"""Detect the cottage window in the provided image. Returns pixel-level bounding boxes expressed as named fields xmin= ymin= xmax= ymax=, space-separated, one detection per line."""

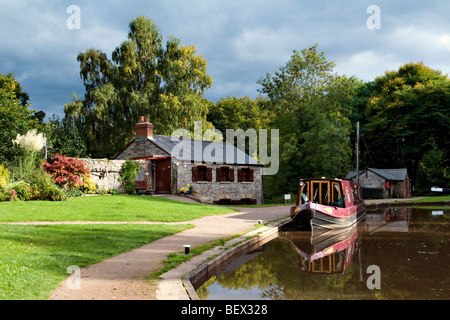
xmin=238 ymin=167 xmax=254 ymax=182
xmin=216 ymin=166 xmax=234 ymax=182
xmin=192 ymin=165 xmax=212 ymax=182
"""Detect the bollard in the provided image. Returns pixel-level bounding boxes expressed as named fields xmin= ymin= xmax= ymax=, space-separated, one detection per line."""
xmin=183 ymin=245 xmax=191 ymax=255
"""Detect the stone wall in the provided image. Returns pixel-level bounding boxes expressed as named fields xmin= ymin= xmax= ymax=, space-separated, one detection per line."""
xmin=80 ymin=159 xmax=146 ymax=193
xmin=176 ymin=161 xmax=263 ymax=204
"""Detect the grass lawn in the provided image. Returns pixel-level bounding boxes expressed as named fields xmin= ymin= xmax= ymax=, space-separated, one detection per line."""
xmin=407 ymin=195 xmax=450 ymax=202
xmin=0 ymin=195 xmax=236 ymax=300
xmin=0 ymin=194 xmax=236 ymax=222
xmin=0 ymin=223 xmax=193 ymax=300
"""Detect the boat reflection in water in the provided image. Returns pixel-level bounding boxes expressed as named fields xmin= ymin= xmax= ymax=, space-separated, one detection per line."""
xmin=280 ymin=221 xmax=362 ymax=275
xmin=280 ymin=207 xmax=413 ymax=275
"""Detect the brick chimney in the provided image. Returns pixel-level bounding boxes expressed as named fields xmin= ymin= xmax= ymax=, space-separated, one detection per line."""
xmin=135 ymin=116 xmax=153 ymax=139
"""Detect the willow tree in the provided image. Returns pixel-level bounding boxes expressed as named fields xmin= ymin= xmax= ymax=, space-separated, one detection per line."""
xmin=65 ymin=17 xmax=213 ymax=158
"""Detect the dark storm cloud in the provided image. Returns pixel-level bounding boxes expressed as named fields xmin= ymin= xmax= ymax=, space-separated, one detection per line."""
xmin=1 ymin=0 xmax=449 ymax=118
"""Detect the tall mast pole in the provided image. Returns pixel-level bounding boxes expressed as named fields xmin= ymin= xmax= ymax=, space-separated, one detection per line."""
xmin=356 ymin=121 xmax=360 ymax=184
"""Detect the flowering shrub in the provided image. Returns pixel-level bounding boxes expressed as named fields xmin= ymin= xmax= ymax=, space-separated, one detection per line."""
xmin=6 ymin=181 xmax=32 ymax=201
xmin=44 ymin=154 xmax=90 ymax=190
xmin=9 ymin=189 xmax=17 ymax=201
xmin=179 ymin=184 xmax=194 ymax=195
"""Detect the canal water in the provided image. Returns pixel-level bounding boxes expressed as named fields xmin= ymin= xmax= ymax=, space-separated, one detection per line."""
xmin=196 ymin=207 xmax=450 ymax=300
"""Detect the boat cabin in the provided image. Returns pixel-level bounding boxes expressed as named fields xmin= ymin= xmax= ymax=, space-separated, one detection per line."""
xmin=297 ymin=178 xmax=364 ymax=208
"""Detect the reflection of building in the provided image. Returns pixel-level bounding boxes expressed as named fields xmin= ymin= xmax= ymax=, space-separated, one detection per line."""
xmin=346 ymin=168 xmax=411 ymax=199
xmin=365 ymin=207 xmax=412 ymax=233
xmin=114 ymin=117 xmax=264 ymax=204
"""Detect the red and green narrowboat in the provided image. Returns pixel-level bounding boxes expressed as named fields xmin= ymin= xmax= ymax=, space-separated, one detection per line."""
xmin=289 ymin=178 xmax=366 ymax=230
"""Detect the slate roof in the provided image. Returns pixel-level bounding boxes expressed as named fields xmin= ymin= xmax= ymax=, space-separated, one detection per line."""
xmin=345 ymin=168 xmax=408 ymax=181
xmin=144 ymin=134 xmax=262 ymax=166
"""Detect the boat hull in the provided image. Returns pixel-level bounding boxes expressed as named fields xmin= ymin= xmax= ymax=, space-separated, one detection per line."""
xmin=290 ymin=202 xmax=366 ymax=231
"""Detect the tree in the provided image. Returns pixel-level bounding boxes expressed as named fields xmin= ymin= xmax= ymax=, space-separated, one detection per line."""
xmin=65 ymin=16 xmax=214 ymax=158
xmin=257 ymin=45 xmax=356 ymax=200
xmin=207 ymin=96 xmax=273 ymax=134
xmin=0 ymin=73 xmax=40 ymax=164
xmin=44 ymin=115 xmax=88 ymax=158
xmin=363 ymin=62 xmax=450 ymax=191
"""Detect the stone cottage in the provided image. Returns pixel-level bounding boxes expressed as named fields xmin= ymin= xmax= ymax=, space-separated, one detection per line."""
xmin=345 ymin=168 xmax=411 ymax=199
xmin=113 ymin=117 xmax=264 ymax=204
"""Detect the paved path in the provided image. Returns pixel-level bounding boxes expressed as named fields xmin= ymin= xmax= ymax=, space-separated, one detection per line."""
xmin=50 ymin=197 xmax=290 ymax=300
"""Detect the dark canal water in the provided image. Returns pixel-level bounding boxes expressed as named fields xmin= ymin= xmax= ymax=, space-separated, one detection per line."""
xmin=197 ymin=207 xmax=450 ymax=300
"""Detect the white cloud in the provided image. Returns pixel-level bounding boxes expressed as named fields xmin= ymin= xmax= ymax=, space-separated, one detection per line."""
xmin=232 ymin=26 xmax=300 ymax=63
xmin=334 ymin=50 xmax=403 ymax=80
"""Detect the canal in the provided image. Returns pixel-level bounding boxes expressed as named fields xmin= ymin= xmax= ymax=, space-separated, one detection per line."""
xmin=196 ymin=207 xmax=450 ymax=300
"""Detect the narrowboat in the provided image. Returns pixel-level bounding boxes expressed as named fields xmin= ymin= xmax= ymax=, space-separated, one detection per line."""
xmin=289 ymin=178 xmax=366 ymax=230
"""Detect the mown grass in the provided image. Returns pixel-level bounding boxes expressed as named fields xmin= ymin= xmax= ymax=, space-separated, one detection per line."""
xmin=0 ymin=223 xmax=193 ymax=300
xmin=0 ymin=194 xmax=236 ymax=222
xmin=0 ymin=195 xmax=237 ymax=300
xmin=407 ymin=195 xmax=450 ymax=202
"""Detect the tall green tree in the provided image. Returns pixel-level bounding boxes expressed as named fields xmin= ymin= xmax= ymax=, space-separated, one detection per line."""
xmin=257 ymin=45 xmax=356 ymax=200
xmin=363 ymin=62 xmax=450 ymax=191
xmin=65 ymin=16 xmax=214 ymax=158
xmin=207 ymin=96 xmax=275 ymax=159
xmin=207 ymin=96 xmax=270 ymax=133
xmin=43 ymin=115 xmax=88 ymax=158
xmin=0 ymin=73 xmax=40 ymax=164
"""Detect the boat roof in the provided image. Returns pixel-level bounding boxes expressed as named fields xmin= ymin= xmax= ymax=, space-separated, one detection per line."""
xmin=299 ymin=177 xmax=350 ymax=183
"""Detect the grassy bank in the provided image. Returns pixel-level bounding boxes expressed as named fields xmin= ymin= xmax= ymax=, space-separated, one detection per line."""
xmin=0 ymin=194 xmax=236 ymax=222
xmin=0 ymin=195 xmax=236 ymax=300
xmin=0 ymin=223 xmax=193 ymax=300
xmin=405 ymin=195 xmax=450 ymax=202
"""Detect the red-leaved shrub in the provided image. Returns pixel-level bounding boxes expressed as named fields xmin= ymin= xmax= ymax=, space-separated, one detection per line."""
xmin=44 ymin=154 xmax=90 ymax=190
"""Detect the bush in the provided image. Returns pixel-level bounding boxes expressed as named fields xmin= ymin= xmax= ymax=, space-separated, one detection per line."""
xmin=44 ymin=154 xmax=89 ymax=190
xmin=78 ymin=176 xmax=98 ymax=194
xmin=29 ymin=169 xmax=67 ymax=201
xmin=0 ymin=164 xmax=9 ymax=188
xmin=7 ymin=180 xmax=32 ymax=201
xmin=65 ymin=189 xmax=84 ymax=198
xmin=120 ymin=160 xmax=141 ymax=194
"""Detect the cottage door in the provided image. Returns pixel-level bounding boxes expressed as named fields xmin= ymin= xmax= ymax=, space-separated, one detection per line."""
xmin=155 ymin=158 xmax=171 ymax=194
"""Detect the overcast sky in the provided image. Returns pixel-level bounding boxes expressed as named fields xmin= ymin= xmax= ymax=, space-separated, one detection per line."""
xmin=1 ymin=0 xmax=450 ymax=118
